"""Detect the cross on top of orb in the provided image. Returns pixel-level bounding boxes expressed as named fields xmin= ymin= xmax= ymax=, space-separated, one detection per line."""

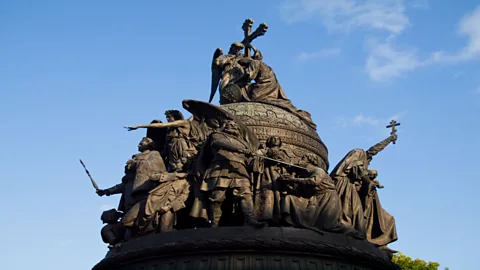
xmin=239 ymin=18 xmax=268 ymax=57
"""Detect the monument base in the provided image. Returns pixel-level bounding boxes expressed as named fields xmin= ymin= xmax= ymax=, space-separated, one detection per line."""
xmin=92 ymin=227 xmax=399 ymax=270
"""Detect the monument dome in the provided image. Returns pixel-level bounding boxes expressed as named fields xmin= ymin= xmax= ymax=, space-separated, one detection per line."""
xmin=221 ymin=102 xmax=329 ymax=170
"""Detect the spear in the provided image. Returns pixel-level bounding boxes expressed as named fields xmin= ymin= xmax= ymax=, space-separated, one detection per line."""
xmin=79 ymin=159 xmax=100 ymax=192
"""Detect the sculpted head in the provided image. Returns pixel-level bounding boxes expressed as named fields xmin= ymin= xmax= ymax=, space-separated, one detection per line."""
xmin=228 ymin=42 xmax=244 ymax=56
xmin=266 ymin=136 xmax=282 ymax=148
xmin=101 ymin=209 xmax=123 ymax=224
xmin=138 ymin=137 xmax=156 ymax=152
xmin=165 ymin=110 xmax=184 ymax=122
xmin=368 ymin=169 xmax=378 ymax=179
xmin=223 ymin=120 xmax=241 ymax=136
xmin=299 ymin=153 xmax=320 ymax=168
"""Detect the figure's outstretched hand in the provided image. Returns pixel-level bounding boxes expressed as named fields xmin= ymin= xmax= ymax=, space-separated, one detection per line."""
xmin=390 ymin=134 xmax=398 ymax=142
xmin=124 ymin=126 xmax=138 ymax=131
xmin=96 ymin=189 xmax=106 ymax=196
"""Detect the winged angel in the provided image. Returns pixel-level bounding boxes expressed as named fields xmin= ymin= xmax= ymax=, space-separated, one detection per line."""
xmin=209 ymin=44 xmax=251 ymax=105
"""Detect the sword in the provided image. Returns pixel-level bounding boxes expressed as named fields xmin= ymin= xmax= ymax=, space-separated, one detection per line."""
xmin=79 ymin=159 xmax=100 ymax=191
xmin=250 ymin=153 xmax=312 ymax=172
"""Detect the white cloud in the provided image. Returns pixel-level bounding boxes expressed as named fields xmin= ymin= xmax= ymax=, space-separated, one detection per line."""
xmin=335 ymin=112 xmax=406 ymax=129
xmin=365 ymin=6 xmax=480 ymax=81
xmin=428 ymin=7 xmax=480 ymax=63
xmin=389 ymin=110 xmax=408 ymax=121
xmin=365 ymin=40 xmax=425 ymax=81
xmin=334 ymin=114 xmax=380 ymax=128
xmin=352 ymin=114 xmax=381 ymax=126
xmin=100 ymin=204 xmax=115 ymax=211
xmin=297 ymin=48 xmax=341 ymax=61
xmin=279 ymin=0 xmax=409 ymax=35
xmin=280 ymin=1 xmax=480 ymax=82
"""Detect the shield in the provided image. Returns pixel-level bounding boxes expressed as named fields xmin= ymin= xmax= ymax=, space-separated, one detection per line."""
xmin=220 ymin=83 xmax=244 ymax=104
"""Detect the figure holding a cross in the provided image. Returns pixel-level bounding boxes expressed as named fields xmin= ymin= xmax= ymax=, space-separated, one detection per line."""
xmin=329 ymin=120 xmax=400 ymax=257
xmin=209 ymin=18 xmax=267 ymax=104
xmin=209 ymin=18 xmax=316 ymax=128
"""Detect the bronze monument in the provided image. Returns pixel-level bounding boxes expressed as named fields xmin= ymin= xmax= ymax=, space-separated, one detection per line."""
xmin=87 ymin=18 xmax=402 ymax=270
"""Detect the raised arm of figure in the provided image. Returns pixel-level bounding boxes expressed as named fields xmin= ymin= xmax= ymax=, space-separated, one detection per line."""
xmin=124 ymin=120 xmax=189 ymax=131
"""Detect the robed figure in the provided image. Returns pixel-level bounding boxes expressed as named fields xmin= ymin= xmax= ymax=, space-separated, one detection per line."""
xmin=277 ymin=154 xmax=363 ymax=238
xmin=330 ymin=134 xmax=398 ymax=250
xmin=359 ymin=169 xmax=398 ymax=253
xmin=253 ymin=136 xmax=296 ymax=225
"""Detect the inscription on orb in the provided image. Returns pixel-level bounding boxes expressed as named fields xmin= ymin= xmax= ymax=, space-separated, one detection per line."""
xmin=221 ymin=102 xmax=329 ymax=170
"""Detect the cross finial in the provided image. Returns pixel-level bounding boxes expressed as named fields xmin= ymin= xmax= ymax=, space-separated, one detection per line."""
xmin=386 ymin=120 xmax=400 ymax=144
xmin=240 ymin=18 xmax=268 ymax=57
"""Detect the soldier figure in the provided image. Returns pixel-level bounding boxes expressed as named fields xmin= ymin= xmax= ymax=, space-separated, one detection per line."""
xmin=196 ymin=120 xmax=265 ymax=228
xmin=98 ymin=137 xmax=167 ymax=238
xmin=96 ymin=158 xmax=135 ymax=215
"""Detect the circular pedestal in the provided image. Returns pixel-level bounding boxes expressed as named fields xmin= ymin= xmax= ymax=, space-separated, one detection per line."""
xmin=92 ymin=227 xmax=399 ymax=270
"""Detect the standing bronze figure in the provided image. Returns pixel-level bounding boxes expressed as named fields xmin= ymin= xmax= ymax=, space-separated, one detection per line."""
xmin=196 ymin=120 xmax=265 ymax=228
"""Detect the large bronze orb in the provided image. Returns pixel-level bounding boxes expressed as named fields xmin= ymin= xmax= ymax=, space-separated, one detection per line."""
xmin=221 ymin=102 xmax=329 ymax=170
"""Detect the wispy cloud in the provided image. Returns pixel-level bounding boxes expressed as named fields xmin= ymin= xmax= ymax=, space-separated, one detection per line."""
xmin=297 ymin=48 xmax=341 ymax=61
xmin=335 ymin=111 xmax=406 ymax=129
xmin=364 ymin=40 xmax=425 ymax=81
xmin=279 ymin=0 xmax=409 ymax=35
xmin=280 ymin=1 xmax=480 ymax=82
xmin=389 ymin=110 xmax=408 ymax=121
xmin=364 ymin=6 xmax=480 ymax=81
xmin=352 ymin=114 xmax=381 ymax=126
xmin=429 ymin=7 xmax=480 ymax=63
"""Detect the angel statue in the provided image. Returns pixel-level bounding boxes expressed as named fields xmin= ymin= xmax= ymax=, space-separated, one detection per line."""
xmin=209 ymin=42 xmax=250 ymax=105
xmin=209 ymin=19 xmax=269 ymax=105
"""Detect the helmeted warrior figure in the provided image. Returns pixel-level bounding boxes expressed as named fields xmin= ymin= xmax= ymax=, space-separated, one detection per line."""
xmin=196 ymin=120 xmax=265 ymax=228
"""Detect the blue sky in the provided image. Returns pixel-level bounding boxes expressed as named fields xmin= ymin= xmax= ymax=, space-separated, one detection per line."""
xmin=1 ymin=0 xmax=479 ymax=269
